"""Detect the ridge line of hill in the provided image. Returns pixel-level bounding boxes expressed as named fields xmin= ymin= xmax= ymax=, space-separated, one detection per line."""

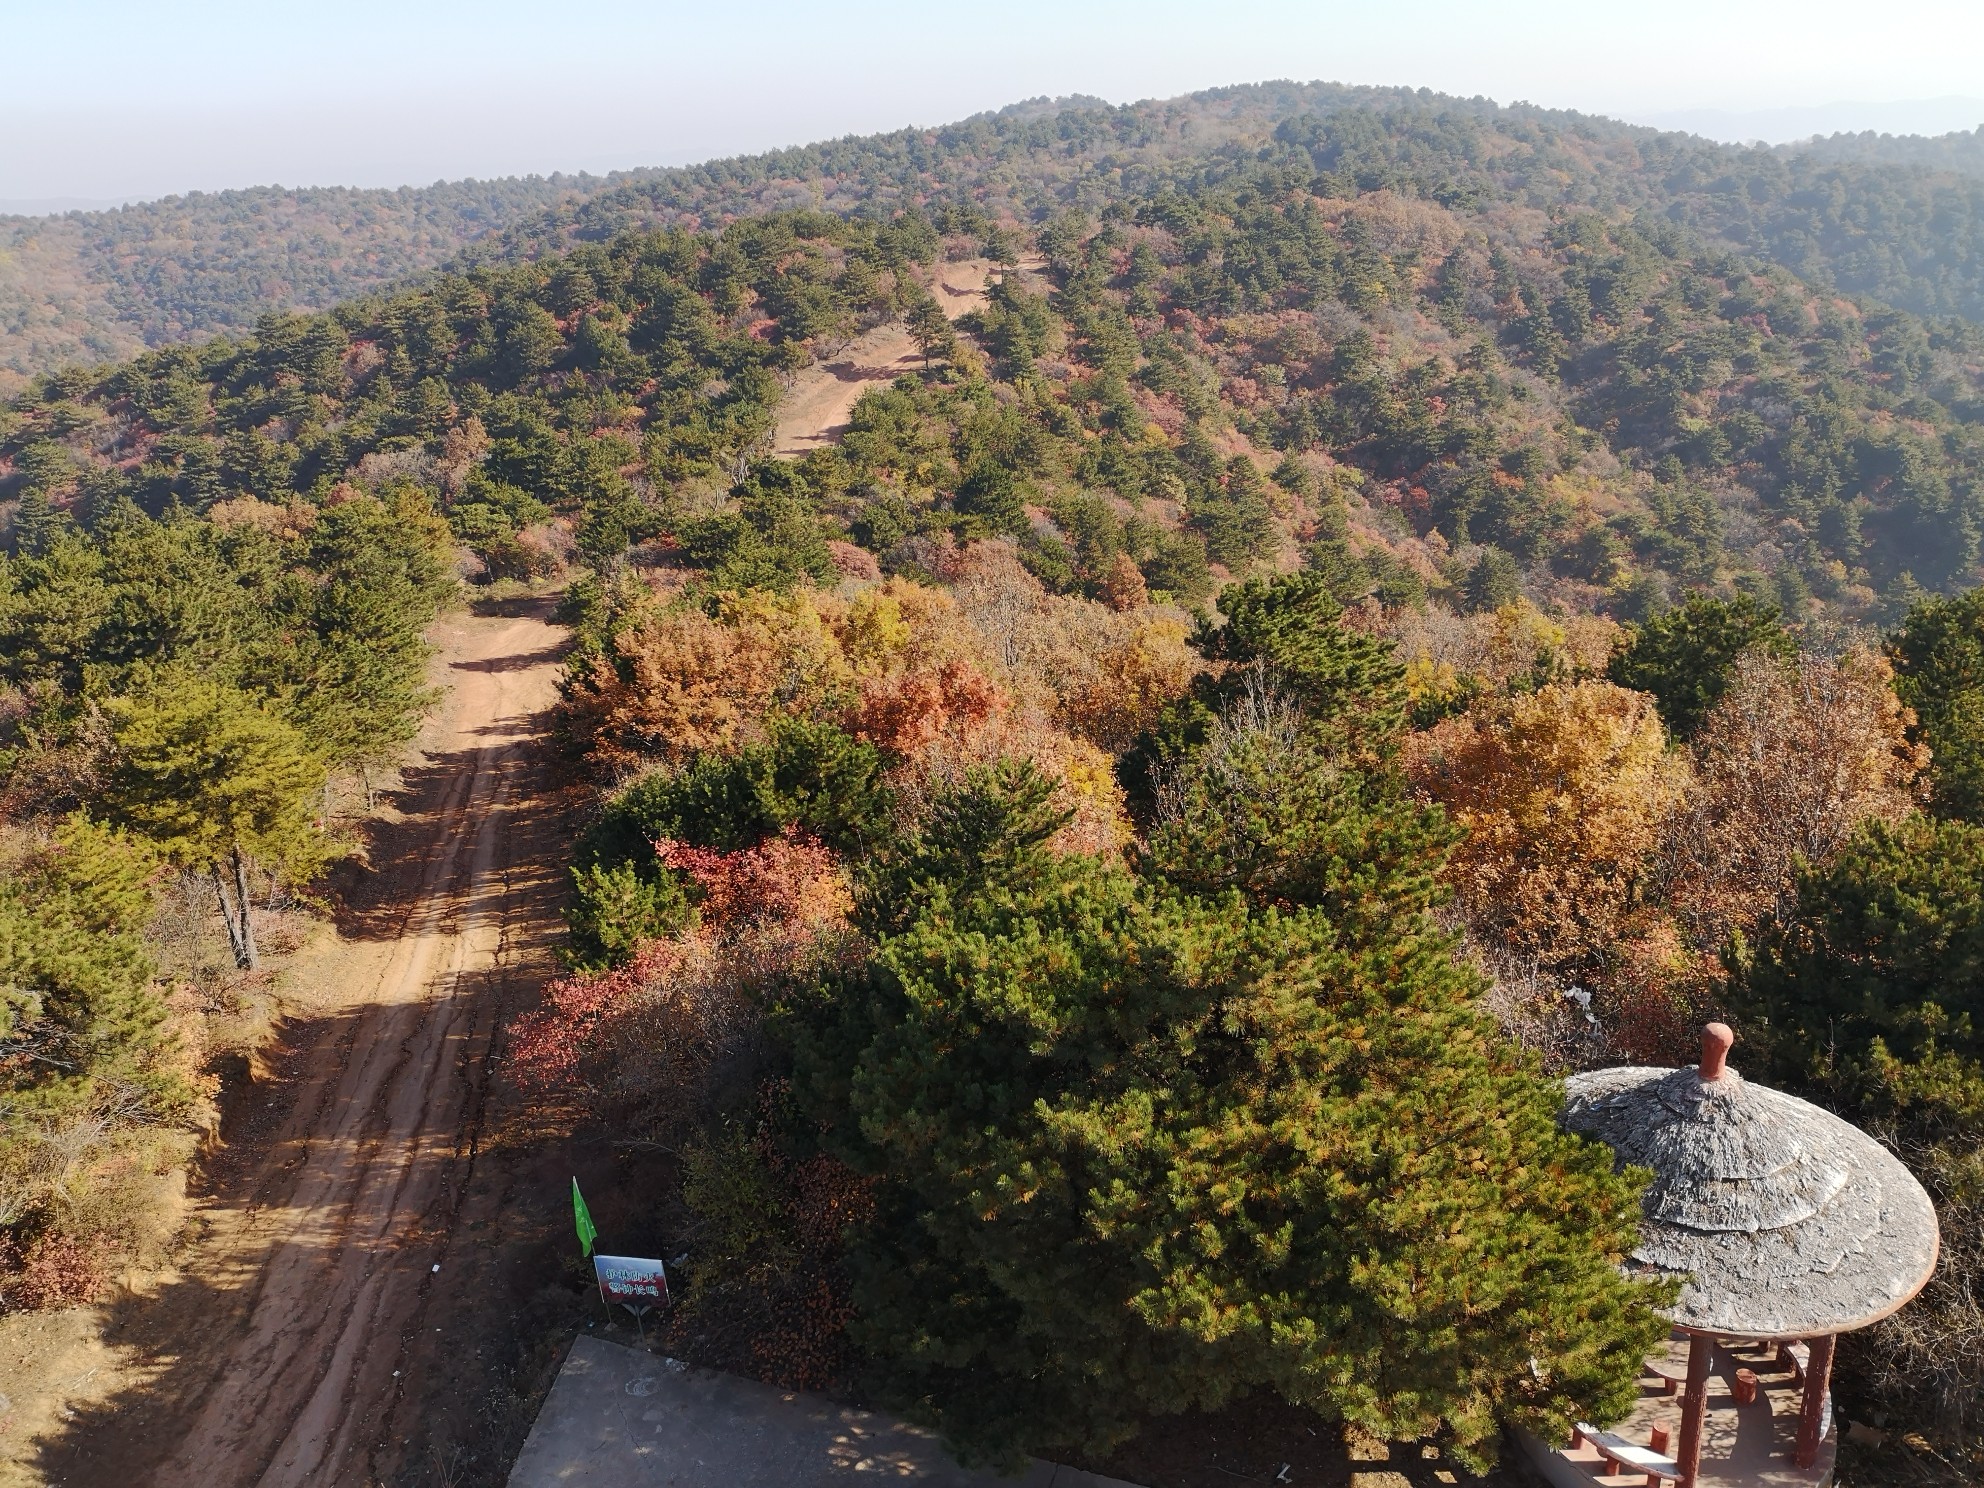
xmin=8 ymin=81 xmax=1984 ymax=396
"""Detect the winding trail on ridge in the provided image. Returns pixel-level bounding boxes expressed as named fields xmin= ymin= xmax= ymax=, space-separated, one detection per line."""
xmin=771 ymin=256 xmax=1011 ymax=458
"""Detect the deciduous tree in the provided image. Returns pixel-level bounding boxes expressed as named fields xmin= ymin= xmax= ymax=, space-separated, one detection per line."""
xmin=1410 ymin=681 xmax=1686 ymax=976
xmin=1666 ymin=647 xmax=1925 ymax=954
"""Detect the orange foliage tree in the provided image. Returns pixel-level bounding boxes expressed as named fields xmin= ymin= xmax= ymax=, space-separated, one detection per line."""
xmin=1059 ymin=615 xmax=1201 ymax=754
xmin=559 ymin=603 xmax=786 ymax=776
xmin=1409 ymin=680 xmax=1687 ymax=978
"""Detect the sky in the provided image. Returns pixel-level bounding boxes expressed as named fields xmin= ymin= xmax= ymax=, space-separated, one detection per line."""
xmin=3 ymin=0 xmax=1982 ymax=208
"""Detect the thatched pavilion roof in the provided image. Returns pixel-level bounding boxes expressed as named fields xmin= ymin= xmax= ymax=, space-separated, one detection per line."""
xmin=1563 ymin=1042 xmax=1939 ymax=1339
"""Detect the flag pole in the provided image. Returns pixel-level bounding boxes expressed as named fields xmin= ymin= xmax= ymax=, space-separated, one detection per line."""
xmin=572 ymin=1178 xmax=611 ymax=1327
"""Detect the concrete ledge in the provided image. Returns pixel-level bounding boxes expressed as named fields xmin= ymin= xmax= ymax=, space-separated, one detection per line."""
xmin=508 ymin=1335 xmax=1142 ymax=1487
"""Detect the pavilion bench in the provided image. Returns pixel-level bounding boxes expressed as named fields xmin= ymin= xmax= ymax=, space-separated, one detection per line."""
xmin=1571 ymin=1423 xmax=1683 ymax=1485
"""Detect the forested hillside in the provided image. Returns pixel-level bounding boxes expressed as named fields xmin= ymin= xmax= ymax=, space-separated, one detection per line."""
xmin=8 ymin=82 xmax=1984 ymax=397
xmin=1790 ymin=123 xmax=1984 ymax=177
xmin=9 ymin=171 xmax=1982 ymax=618
xmin=8 ymin=99 xmax=1984 ymax=1482
xmin=0 ymin=175 xmax=620 ymax=393
xmin=502 ymin=84 xmax=1984 ymax=327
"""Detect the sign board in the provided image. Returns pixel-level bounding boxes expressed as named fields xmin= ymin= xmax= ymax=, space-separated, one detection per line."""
xmin=594 ymin=1254 xmax=670 ymax=1308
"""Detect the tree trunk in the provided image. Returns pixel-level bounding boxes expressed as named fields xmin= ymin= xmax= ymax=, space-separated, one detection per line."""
xmin=212 ymin=864 xmax=252 ymax=970
xmin=231 ymin=846 xmax=261 ymax=971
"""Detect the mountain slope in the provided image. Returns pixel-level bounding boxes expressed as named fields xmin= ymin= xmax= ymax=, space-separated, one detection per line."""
xmin=9 ymin=84 xmax=1984 ymax=398
xmin=4 ymin=134 xmax=1981 ymax=625
xmin=1787 ymin=125 xmax=1984 ymax=178
xmin=0 ymin=177 xmax=622 ymax=393
xmin=479 ymin=85 xmax=1984 ymax=329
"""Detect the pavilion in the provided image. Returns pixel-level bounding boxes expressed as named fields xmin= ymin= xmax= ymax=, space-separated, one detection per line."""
xmin=1522 ymin=1024 xmax=1940 ymax=1488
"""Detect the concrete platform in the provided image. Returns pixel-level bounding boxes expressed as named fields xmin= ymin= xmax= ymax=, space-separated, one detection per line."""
xmin=508 ymin=1335 xmax=1143 ymax=1487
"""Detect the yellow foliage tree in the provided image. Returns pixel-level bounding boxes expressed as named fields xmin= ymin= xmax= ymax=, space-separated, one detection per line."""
xmin=1059 ymin=615 xmax=1200 ymax=753
xmin=1390 ymin=599 xmax=1620 ymax=718
xmin=1409 ymin=680 xmax=1687 ymax=976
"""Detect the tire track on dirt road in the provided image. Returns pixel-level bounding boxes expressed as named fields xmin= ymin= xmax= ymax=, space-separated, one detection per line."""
xmin=46 ymin=600 xmax=571 ymax=1488
xmin=36 ymin=258 xmax=1037 ymax=1488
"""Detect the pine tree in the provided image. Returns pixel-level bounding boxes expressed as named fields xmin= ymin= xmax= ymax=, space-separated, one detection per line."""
xmin=269 ymin=489 xmax=451 ymax=768
xmin=1733 ymin=813 xmax=1984 ymax=1122
xmin=1147 ymin=677 xmax=1454 ymax=929
xmin=0 ymin=817 xmax=188 ymax=1121
xmin=1463 ymin=546 xmax=1523 ymax=613
xmin=1607 ymin=593 xmax=1791 ymax=739
xmin=787 ymin=763 xmax=1666 ymax=1470
xmin=904 ymin=294 xmax=957 ymax=365
xmin=103 ymin=678 xmax=326 ymax=969
xmin=1198 ymin=570 xmax=1409 ymax=737
xmin=13 ymin=486 xmax=62 ymax=558
xmin=1888 ymin=587 xmax=1984 ymax=823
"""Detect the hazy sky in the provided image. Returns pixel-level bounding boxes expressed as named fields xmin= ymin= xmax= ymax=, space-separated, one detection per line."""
xmin=4 ymin=0 xmax=1982 ymax=205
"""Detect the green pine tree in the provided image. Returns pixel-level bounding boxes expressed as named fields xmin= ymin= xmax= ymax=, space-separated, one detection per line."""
xmin=1144 ymin=681 xmax=1454 ymax=929
xmin=13 ymin=486 xmax=63 ymax=558
xmin=1732 ymin=812 xmax=1984 ymax=1126
xmin=0 ymin=817 xmax=189 ymax=1123
xmin=786 ymin=762 xmax=1667 ymax=1470
xmin=904 ymin=294 xmax=958 ymax=365
xmin=103 ymin=678 xmax=327 ymax=969
xmin=1607 ymin=593 xmax=1792 ymax=738
xmin=1888 ymin=588 xmax=1984 ymax=824
xmin=266 ymin=489 xmax=451 ymax=769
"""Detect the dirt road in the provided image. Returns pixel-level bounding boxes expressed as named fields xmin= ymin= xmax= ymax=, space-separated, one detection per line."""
xmin=20 ymin=256 xmax=1040 ymax=1488
xmin=30 ymin=598 xmax=577 ymax=1487
xmin=772 ymin=257 xmax=1006 ymax=458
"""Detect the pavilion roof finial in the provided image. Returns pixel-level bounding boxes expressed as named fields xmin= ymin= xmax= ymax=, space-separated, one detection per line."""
xmin=1699 ymin=1022 xmax=1735 ymax=1082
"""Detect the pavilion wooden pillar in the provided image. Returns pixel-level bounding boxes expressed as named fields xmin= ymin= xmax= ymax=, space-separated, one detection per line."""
xmin=1675 ymin=1330 xmax=1714 ymax=1488
xmin=1794 ymin=1333 xmax=1837 ymax=1469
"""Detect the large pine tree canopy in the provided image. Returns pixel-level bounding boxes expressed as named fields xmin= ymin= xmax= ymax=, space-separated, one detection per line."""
xmin=787 ymin=757 xmax=1664 ymax=1466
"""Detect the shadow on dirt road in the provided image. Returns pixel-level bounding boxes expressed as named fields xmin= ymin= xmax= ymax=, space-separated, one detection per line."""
xmin=30 ymin=601 xmax=628 ymax=1488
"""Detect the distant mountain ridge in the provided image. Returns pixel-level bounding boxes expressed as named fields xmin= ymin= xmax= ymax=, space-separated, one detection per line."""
xmin=1784 ymin=124 xmax=1984 ymax=175
xmin=6 ymin=81 xmax=1984 ymax=395
xmin=0 ymin=197 xmax=137 ymax=216
xmin=0 ymin=176 xmax=634 ymax=393
xmin=1639 ymin=97 xmax=1984 ymax=145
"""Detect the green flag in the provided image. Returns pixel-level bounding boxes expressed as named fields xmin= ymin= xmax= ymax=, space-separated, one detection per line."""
xmin=572 ymin=1177 xmax=598 ymax=1258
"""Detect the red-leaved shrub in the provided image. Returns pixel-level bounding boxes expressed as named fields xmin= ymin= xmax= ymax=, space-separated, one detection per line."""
xmin=844 ymin=659 xmax=1005 ymax=756
xmin=509 ymin=940 xmax=688 ymax=1092
xmin=656 ymin=830 xmax=850 ymax=938
xmin=512 ymin=832 xmax=854 ymax=1147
